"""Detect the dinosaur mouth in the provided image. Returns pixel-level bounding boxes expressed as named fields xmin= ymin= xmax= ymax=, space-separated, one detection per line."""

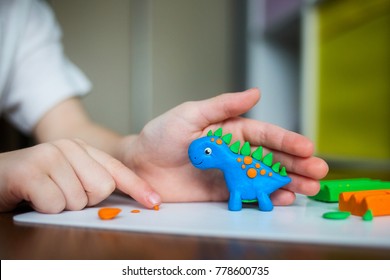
xmin=193 ymin=160 xmax=203 ymax=166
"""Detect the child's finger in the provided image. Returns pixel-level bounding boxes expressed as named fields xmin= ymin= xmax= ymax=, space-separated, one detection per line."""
xmin=44 ymin=152 xmax=89 ymax=211
xmin=80 ymin=142 xmax=161 ymax=208
xmin=265 ymin=149 xmax=329 ymax=180
xmin=281 ymin=174 xmax=321 ymax=197
xmin=284 ymin=156 xmax=329 ymax=181
xmin=26 ymin=176 xmax=67 ymax=213
xmin=16 ymin=143 xmax=88 ymax=212
xmin=184 ymin=88 xmax=261 ymax=127
xmin=269 ymin=188 xmax=296 ymax=206
xmin=218 ymin=120 xmax=329 ymax=180
xmin=52 ymin=139 xmax=116 ymax=206
xmin=239 ymin=119 xmax=315 ymax=158
xmin=269 ymin=175 xmax=321 ymax=206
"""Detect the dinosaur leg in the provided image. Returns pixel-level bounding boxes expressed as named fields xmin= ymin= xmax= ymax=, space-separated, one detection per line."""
xmin=228 ymin=191 xmax=242 ymax=211
xmin=256 ymin=192 xmax=273 ymax=211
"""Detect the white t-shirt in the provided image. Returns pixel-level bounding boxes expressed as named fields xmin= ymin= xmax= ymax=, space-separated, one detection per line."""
xmin=0 ymin=0 xmax=91 ymax=134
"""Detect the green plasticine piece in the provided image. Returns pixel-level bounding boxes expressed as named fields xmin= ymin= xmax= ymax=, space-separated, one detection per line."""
xmin=222 ymin=133 xmax=232 ymax=145
xmin=214 ymin=128 xmax=223 ymax=137
xmin=263 ymin=153 xmax=273 ymax=167
xmin=362 ymin=209 xmax=374 ymax=221
xmin=272 ymin=162 xmax=281 ymax=173
xmin=240 ymin=142 xmax=251 ymax=156
xmin=322 ymin=211 xmax=351 ymax=220
xmin=207 ymin=130 xmax=213 ymax=137
xmin=242 ymin=199 xmax=258 ymax=203
xmin=252 ymin=146 xmax=263 ymax=161
xmin=280 ymin=167 xmax=288 ymax=176
xmin=230 ymin=141 xmax=241 ymax=154
xmin=309 ymin=178 xmax=390 ymax=202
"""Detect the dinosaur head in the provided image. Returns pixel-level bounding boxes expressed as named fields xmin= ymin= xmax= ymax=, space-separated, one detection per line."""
xmin=188 ymin=134 xmax=230 ymax=170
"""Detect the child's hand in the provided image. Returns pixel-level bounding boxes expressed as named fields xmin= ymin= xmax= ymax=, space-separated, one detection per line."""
xmin=0 ymin=139 xmax=160 ymax=213
xmin=121 ymin=88 xmax=329 ymax=205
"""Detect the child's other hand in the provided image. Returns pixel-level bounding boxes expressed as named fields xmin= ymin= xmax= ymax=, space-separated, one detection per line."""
xmin=0 ymin=139 xmax=160 ymax=213
xmin=122 ymin=88 xmax=328 ymax=205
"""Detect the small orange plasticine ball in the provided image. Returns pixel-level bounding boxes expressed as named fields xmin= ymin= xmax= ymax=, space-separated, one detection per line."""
xmin=98 ymin=207 xmax=121 ymax=220
xmin=131 ymin=209 xmax=141 ymax=213
xmin=153 ymin=205 xmax=160 ymax=211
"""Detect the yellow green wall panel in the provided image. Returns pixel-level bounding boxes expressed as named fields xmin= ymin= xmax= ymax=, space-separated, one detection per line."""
xmin=317 ymin=0 xmax=390 ymax=160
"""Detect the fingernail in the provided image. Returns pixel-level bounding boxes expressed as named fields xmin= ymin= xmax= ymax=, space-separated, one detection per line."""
xmin=247 ymin=87 xmax=259 ymax=93
xmin=148 ymin=192 xmax=161 ymax=206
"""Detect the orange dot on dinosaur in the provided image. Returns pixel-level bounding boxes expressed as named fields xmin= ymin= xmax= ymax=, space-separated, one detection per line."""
xmin=216 ymin=139 xmax=223 ymax=145
xmin=255 ymin=163 xmax=260 ymax=169
xmin=237 ymin=158 xmax=242 ymax=162
xmin=260 ymin=169 xmax=266 ymax=175
xmin=211 ymin=138 xmax=215 ymax=142
xmin=269 ymin=172 xmax=273 ymax=177
xmin=247 ymin=168 xmax=257 ymax=178
xmin=243 ymin=156 xmax=252 ymax=165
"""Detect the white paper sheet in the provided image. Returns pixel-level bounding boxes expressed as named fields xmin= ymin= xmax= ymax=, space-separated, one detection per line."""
xmin=14 ymin=194 xmax=390 ymax=248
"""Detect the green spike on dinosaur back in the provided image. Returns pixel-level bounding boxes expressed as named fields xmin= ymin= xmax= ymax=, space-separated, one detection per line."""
xmin=263 ymin=153 xmax=273 ymax=166
xmin=214 ymin=128 xmax=223 ymax=137
xmin=240 ymin=142 xmax=251 ymax=156
xmin=204 ymin=128 xmax=289 ymax=177
xmin=222 ymin=133 xmax=232 ymax=145
xmin=252 ymin=146 xmax=263 ymax=161
xmin=230 ymin=141 xmax=241 ymax=154
xmin=272 ymin=162 xmax=281 ymax=173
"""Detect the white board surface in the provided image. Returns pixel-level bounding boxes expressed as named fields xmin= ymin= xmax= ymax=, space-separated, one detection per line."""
xmin=14 ymin=194 xmax=390 ymax=248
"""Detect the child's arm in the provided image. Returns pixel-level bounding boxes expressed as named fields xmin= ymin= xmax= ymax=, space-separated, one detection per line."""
xmin=0 ymin=98 xmax=161 ymax=213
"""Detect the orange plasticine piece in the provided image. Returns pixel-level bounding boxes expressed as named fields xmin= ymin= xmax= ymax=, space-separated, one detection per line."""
xmin=131 ymin=209 xmax=141 ymax=213
xmin=98 ymin=207 xmax=121 ymax=220
xmin=339 ymin=190 xmax=390 ymax=217
xmin=153 ymin=205 xmax=160 ymax=211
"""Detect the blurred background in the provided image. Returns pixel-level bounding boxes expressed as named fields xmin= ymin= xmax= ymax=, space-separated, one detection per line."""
xmin=2 ymin=0 xmax=389 ymax=178
xmin=49 ymin=0 xmax=246 ymax=134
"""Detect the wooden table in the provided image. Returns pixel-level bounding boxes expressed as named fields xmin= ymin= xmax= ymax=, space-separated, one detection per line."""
xmin=1 ymin=208 xmax=389 ymax=260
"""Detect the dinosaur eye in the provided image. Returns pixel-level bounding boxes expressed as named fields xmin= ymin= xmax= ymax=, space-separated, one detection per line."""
xmin=204 ymin=147 xmax=212 ymax=155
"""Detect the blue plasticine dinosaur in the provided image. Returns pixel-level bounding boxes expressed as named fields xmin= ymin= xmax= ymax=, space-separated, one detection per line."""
xmin=188 ymin=128 xmax=292 ymax=211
